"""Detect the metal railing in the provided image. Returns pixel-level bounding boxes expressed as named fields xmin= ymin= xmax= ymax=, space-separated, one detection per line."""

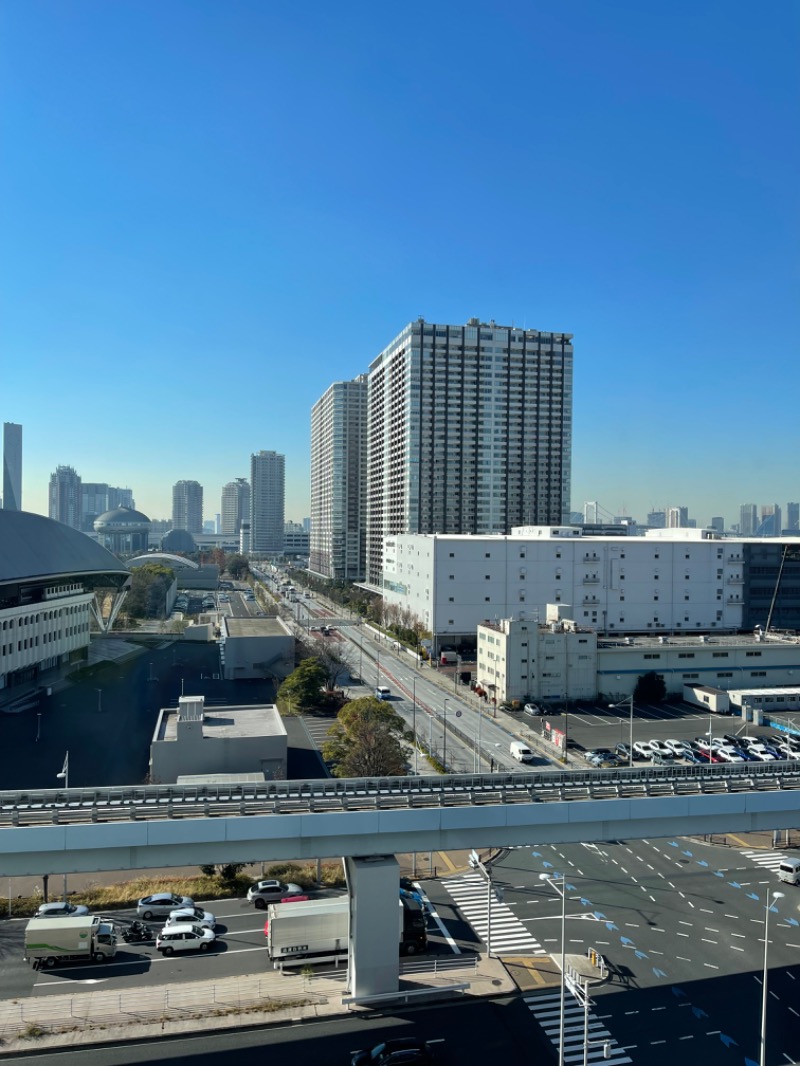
xmin=1 ymin=761 xmax=799 ymax=828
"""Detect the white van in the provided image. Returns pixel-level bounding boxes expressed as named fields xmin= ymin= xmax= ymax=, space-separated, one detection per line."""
xmin=375 ymin=686 xmax=391 ymax=700
xmin=778 ymin=858 xmax=800 ymax=885
xmin=510 ymin=740 xmax=534 ymax=763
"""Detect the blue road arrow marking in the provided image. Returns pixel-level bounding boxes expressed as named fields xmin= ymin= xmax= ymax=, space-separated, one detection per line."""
xmin=634 ymin=949 xmax=649 ymax=959
xmin=653 ymin=967 xmax=668 ymax=978
xmin=719 ymin=1034 xmax=738 ymax=1048
xmin=671 ymin=986 xmax=687 ymax=998
xmin=605 ymin=922 xmax=618 ymax=931
xmin=696 ymin=860 xmax=708 ymax=867
xmin=620 ymin=936 xmax=634 ymax=946
xmin=682 ymin=850 xmax=693 ymax=858
xmin=580 ymin=897 xmax=592 ymax=906
xmin=669 ymin=841 xmax=679 ymax=848
xmin=594 ymin=911 xmax=607 ymax=921
xmin=728 ymin=881 xmax=742 ymax=889
xmin=691 ymin=1006 xmax=708 ymax=1019
xmin=713 ymin=871 xmax=725 ymax=878
xmin=746 ymin=892 xmax=760 ymax=901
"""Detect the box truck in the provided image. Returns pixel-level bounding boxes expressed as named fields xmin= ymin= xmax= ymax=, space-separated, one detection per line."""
xmin=24 ymin=915 xmax=117 ymax=968
xmin=264 ymin=896 xmax=427 ymax=965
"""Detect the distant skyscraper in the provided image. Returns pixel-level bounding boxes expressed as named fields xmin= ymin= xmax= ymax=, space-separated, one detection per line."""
xmin=787 ymin=503 xmax=799 ymax=531
xmin=740 ymin=504 xmax=758 ymax=536
xmin=250 ymin=451 xmax=285 ymax=553
xmin=220 ymin=478 xmax=251 ymax=537
xmin=310 ymin=376 xmax=367 ymax=580
xmin=107 ymin=486 xmax=134 ymax=510
xmin=667 ymin=506 xmax=689 ymax=528
xmin=710 ymin=516 xmax=725 ymax=534
xmin=49 ymin=465 xmax=82 ymax=528
xmin=81 ymin=482 xmax=109 ymax=531
xmin=3 ymin=422 xmax=22 ymax=511
xmin=757 ymin=504 xmax=782 ymax=537
xmin=172 ymin=480 xmax=203 ymax=533
xmin=365 ymin=318 xmax=573 ymax=585
xmin=647 ymin=510 xmax=666 ymax=528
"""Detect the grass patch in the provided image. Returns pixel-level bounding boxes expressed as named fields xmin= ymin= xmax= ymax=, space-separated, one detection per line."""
xmin=6 ymin=863 xmax=346 ymax=918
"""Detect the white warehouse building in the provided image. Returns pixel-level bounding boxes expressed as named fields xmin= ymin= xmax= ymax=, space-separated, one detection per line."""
xmin=381 ymin=526 xmax=800 ymax=651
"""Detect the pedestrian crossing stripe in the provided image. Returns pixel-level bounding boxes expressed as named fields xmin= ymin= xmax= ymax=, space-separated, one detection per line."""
xmin=739 ymin=848 xmax=789 ymax=871
xmin=523 ymin=990 xmax=632 ymax=1065
xmin=443 ymin=873 xmax=546 ymax=955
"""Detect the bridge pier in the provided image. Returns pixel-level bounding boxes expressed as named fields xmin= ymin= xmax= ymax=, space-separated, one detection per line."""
xmin=344 ymin=855 xmax=400 ymax=1000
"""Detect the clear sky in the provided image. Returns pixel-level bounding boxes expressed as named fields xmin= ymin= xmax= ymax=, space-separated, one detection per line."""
xmin=2 ymin=0 xmax=798 ymax=528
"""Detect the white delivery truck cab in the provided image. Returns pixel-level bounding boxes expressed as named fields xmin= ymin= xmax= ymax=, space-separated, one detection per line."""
xmin=778 ymin=858 xmax=800 ymax=885
xmin=510 ymin=740 xmax=534 ymax=763
xmin=375 ymin=686 xmax=390 ymax=700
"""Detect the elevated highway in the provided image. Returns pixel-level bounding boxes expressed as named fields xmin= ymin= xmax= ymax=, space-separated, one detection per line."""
xmin=2 ymin=761 xmax=800 ymax=877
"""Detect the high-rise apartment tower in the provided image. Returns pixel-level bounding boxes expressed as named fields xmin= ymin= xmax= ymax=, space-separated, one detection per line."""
xmin=365 ymin=318 xmax=573 ymax=586
xmin=3 ymin=422 xmax=22 ymax=511
xmin=310 ymin=376 xmax=367 ymax=580
xmin=740 ymin=504 xmax=758 ymax=537
xmin=49 ymin=465 xmax=82 ymax=528
xmin=172 ymin=480 xmax=203 ymax=533
xmin=221 ymin=478 xmax=251 ymax=537
xmin=250 ymin=451 xmax=285 ymax=554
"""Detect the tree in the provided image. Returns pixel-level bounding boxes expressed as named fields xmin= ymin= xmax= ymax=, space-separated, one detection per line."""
xmin=125 ymin=563 xmax=175 ymax=619
xmin=313 ymin=640 xmax=357 ymax=691
xmin=634 ymin=671 xmax=666 ymax=704
xmin=323 ymin=697 xmax=407 ymax=777
xmin=278 ymin=658 xmax=327 ymax=712
xmin=226 ymin=553 xmax=250 ymax=579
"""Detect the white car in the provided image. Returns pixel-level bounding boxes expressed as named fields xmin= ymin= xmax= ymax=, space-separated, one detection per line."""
xmin=165 ymin=906 xmax=216 ymax=930
xmin=137 ymin=893 xmax=195 ymax=919
xmin=664 ymin=739 xmax=690 ymax=758
xmin=745 ymin=744 xmax=776 ymax=762
xmin=714 ymin=745 xmax=746 ymax=763
xmin=156 ymin=922 xmax=216 ymax=955
xmin=633 ymin=741 xmax=654 ymax=759
xmin=246 ymin=879 xmax=304 ymax=910
xmin=648 ymin=740 xmax=673 ymax=757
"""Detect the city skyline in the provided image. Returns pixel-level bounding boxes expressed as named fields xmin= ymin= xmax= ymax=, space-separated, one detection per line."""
xmin=2 ymin=2 xmax=797 ymax=528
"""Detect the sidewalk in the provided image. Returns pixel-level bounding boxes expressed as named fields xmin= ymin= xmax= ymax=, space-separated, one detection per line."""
xmin=0 ymin=954 xmax=513 ymax=1056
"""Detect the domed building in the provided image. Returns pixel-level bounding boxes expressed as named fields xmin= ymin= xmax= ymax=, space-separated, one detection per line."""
xmin=161 ymin=528 xmax=197 ymax=554
xmin=94 ymin=506 xmax=151 ymax=556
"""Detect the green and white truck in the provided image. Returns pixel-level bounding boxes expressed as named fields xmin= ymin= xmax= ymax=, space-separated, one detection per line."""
xmin=24 ymin=915 xmax=117 ymax=968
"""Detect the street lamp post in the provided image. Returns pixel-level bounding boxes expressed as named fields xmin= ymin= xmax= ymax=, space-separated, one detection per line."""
xmin=55 ymin=753 xmax=69 ymax=900
xmin=541 ymin=872 xmax=567 ymax=1066
xmin=412 ymin=676 xmax=418 ymax=774
xmin=608 ymin=694 xmax=634 ymax=766
xmin=442 ymin=699 xmax=449 ymax=772
xmin=760 ymin=889 xmax=784 ymax=1066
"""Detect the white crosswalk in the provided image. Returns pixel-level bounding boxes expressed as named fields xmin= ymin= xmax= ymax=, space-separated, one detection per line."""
xmin=739 ymin=848 xmax=790 ymax=873
xmin=523 ymin=989 xmax=632 ymax=1065
xmin=443 ymin=873 xmax=546 ymax=955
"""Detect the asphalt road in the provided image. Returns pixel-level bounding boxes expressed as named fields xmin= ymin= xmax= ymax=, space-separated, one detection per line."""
xmin=0 ymin=997 xmax=548 ymax=1066
xmin=426 ymin=839 xmax=800 ymax=1066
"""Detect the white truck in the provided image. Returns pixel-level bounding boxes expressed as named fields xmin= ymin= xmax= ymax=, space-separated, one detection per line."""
xmin=265 ymin=896 xmax=427 ymax=966
xmin=510 ymin=740 xmax=534 ymax=762
xmin=24 ymin=915 xmax=117 ymax=968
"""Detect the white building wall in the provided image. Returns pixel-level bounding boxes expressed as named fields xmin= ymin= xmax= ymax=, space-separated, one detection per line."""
xmin=383 ymin=528 xmax=749 ymax=647
xmin=0 ymin=591 xmax=93 ymax=688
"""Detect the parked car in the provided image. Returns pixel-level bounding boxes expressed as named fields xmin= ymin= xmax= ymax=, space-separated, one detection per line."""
xmin=614 ymin=742 xmax=635 ymax=763
xmin=664 ymin=739 xmax=690 ymax=758
xmin=35 ymin=902 xmax=89 ymax=919
xmin=165 ymin=906 xmax=216 ymax=930
xmin=246 ymin=879 xmax=304 ymax=909
xmin=651 ymin=751 xmax=675 ymax=766
xmin=137 ymin=893 xmax=195 ymax=919
xmin=351 ymin=1038 xmax=436 ymax=1066
xmin=524 ymin=703 xmax=544 ymax=716
xmin=744 ymin=744 xmax=777 ymax=762
xmin=633 ymin=741 xmax=655 ymax=759
xmin=583 ymin=747 xmax=614 ymax=764
xmin=714 ymin=745 xmax=746 ymax=763
xmin=156 ymin=922 xmax=216 ymax=955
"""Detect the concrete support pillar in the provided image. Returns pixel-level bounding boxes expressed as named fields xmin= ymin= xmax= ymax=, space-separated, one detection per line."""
xmin=344 ymin=855 xmax=400 ymax=999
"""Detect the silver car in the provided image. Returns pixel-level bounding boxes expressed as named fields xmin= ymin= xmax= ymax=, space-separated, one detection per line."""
xmin=156 ymin=922 xmax=216 ymax=955
xmin=165 ymin=906 xmax=216 ymax=930
xmin=136 ymin=893 xmax=194 ymax=919
xmin=246 ymin=879 xmax=303 ymax=909
xmin=35 ymin=901 xmax=89 ymax=918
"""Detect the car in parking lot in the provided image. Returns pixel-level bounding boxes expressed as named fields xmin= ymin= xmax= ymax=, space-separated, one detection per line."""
xmin=351 ymin=1037 xmax=436 ymax=1065
xmin=137 ymin=893 xmax=195 ymax=919
xmin=633 ymin=741 xmax=655 ymax=759
xmin=651 ymin=750 xmax=675 ymax=766
xmin=714 ymin=745 xmax=746 ymax=763
xmin=587 ymin=751 xmax=620 ymax=768
xmin=614 ymin=742 xmax=637 ymax=763
xmin=164 ymin=906 xmax=216 ymax=930
xmin=156 ymin=922 xmax=216 ymax=955
xmin=246 ymin=879 xmax=304 ymax=909
xmin=524 ymin=703 xmax=544 ymax=716
xmin=35 ymin=901 xmax=89 ymax=918
xmin=743 ymin=743 xmax=777 ymax=761
xmin=664 ymin=739 xmax=690 ymax=758
xmin=648 ymin=740 xmax=673 ymax=758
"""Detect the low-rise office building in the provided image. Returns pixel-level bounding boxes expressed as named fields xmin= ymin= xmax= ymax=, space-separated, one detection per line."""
xmin=219 ymin=615 xmax=294 ymax=681
xmin=150 ymin=695 xmax=287 ymax=784
xmin=476 ymin=613 xmax=800 ymax=705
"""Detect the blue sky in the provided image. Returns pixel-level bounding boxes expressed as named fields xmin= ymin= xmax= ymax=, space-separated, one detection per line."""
xmin=2 ymin=0 xmax=798 ymax=528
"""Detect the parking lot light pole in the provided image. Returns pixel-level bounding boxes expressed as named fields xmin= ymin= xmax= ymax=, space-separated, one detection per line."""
xmin=541 ymin=872 xmax=567 ymax=1066
xmin=760 ymin=889 xmax=784 ymax=1066
xmin=443 ymin=699 xmax=449 ymax=772
xmin=608 ymin=695 xmax=634 ymax=766
xmin=56 ymin=753 xmax=69 ymax=900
